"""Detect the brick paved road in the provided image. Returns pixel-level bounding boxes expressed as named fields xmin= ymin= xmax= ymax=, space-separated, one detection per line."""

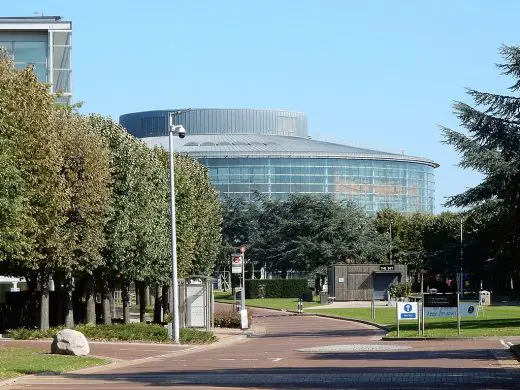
xmin=5 ymin=307 xmax=520 ymax=389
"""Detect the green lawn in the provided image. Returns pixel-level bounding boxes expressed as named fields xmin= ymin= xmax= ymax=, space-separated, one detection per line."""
xmin=215 ymin=292 xmax=520 ymax=338
xmin=0 ymin=347 xmax=106 ymax=381
xmin=306 ymin=306 xmax=520 ymax=337
xmin=214 ymin=292 xmax=321 ymax=311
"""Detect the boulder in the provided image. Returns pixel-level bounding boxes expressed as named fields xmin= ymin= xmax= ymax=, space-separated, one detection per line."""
xmin=51 ymin=329 xmax=90 ymax=356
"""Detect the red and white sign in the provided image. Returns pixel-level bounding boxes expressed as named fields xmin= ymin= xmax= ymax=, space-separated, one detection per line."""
xmin=231 ymin=253 xmax=243 ymax=274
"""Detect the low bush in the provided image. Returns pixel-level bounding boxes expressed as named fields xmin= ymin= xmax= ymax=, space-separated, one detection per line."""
xmin=180 ymin=328 xmax=217 ymax=344
xmin=9 ymin=327 xmax=62 ymax=340
xmin=214 ymin=311 xmax=241 ymax=328
xmin=76 ymin=323 xmax=170 ymax=342
xmin=8 ymin=323 xmax=217 ymax=344
xmin=214 ymin=310 xmax=253 ymax=328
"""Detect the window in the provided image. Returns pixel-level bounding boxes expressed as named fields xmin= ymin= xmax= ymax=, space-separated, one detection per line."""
xmin=13 ymin=41 xmax=46 ymax=63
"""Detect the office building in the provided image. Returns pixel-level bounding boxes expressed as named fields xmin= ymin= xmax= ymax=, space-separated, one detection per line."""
xmin=0 ymin=16 xmax=72 ymax=104
xmin=120 ymin=109 xmax=438 ymax=213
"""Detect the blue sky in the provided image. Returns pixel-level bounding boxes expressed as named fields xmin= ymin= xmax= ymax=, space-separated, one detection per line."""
xmin=4 ymin=0 xmax=519 ymax=212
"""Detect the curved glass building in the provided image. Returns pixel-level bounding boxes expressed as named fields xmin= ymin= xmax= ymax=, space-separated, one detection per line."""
xmin=120 ymin=109 xmax=438 ymax=213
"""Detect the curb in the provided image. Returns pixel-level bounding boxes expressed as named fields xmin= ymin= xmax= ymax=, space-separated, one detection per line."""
xmin=381 ymin=336 xmax=520 ymax=341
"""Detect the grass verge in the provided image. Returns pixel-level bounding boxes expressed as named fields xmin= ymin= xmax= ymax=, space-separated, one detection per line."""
xmin=307 ymin=305 xmax=520 ymax=337
xmin=214 ymin=292 xmax=320 ymax=311
xmin=0 ymin=347 xmax=105 ymax=381
xmin=8 ymin=323 xmax=217 ymax=344
xmin=215 ymin=293 xmax=520 ymax=338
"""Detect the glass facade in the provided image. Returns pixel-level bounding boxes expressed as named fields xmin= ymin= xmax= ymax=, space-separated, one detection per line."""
xmin=0 ymin=17 xmax=72 ymax=104
xmin=121 ymin=108 xmax=438 ymax=214
xmin=200 ymin=157 xmax=435 ymax=213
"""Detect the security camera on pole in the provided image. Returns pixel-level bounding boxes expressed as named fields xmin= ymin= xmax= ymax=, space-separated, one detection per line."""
xmin=167 ymin=111 xmax=189 ymax=344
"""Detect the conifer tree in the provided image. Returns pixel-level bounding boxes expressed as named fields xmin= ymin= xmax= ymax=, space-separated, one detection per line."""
xmin=442 ymin=45 xmax=520 ymax=275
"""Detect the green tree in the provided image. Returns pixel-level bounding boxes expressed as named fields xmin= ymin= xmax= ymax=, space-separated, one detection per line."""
xmin=88 ymin=115 xmax=144 ymax=323
xmin=250 ymin=194 xmax=383 ymax=277
xmin=441 ymin=45 xmax=520 ymax=291
xmin=0 ymin=124 xmax=30 ymax=267
xmin=0 ymin=54 xmax=68 ymax=331
xmin=52 ymin=109 xmax=111 ymax=327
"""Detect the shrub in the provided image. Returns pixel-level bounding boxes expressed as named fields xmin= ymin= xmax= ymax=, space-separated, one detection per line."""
xmin=246 ymin=279 xmax=308 ymax=298
xmin=76 ymin=323 xmax=170 ymax=342
xmin=8 ymin=323 xmax=217 ymax=344
xmin=180 ymin=328 xmax=217 ymax=344
xmin=214 ymin=311 xmax=241 ymax=328
xmin=214 ymin=310 xmax=253 ymax=328
xmin=388 ymin=282 xmax=411 ymax=298
xmin=9 ymin=327 xmax=62 ymax=340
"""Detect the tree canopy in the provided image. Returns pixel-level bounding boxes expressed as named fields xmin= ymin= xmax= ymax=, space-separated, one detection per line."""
xmin=442 ymin=45 xmax=520 ymax=282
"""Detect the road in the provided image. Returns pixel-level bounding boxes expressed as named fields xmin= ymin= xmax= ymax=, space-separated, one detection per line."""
xmin=6 ymin=307 xmax=520 ymax=389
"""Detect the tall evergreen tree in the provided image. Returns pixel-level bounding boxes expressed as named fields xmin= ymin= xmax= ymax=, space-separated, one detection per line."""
xmin=441 ymin=45 xmax=520 ymax=285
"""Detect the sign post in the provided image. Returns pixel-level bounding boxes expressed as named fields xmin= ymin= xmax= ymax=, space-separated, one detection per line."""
xmin=396 ymin=302 xmax=418 ymax=337
xmin=422 ymin=293 xmax=477 ymax=334
xmin=239 ymin=245 xmax=247 ymax=329
xmin=457 ymin=292 xmax=461 ymax=335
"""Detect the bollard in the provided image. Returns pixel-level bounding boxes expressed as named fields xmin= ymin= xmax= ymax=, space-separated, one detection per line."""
xmin=297 ymin=298 xmax=303 ymax=314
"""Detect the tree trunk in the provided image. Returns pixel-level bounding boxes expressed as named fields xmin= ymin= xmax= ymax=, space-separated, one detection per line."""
xmin=145 ymin=285 xmax=151 ymax=306
xmin=26 ymin=272 xmax=39 ymax=328
xmin=64 ymin=277 xmax=74 ymax=328
xmin=54 ymin=275 xmax=63 ymax=326
xmin=154 ymin=285 xmax=163 ymax=323
xmin=167 ymin=285 xmax=173 ymax=314
xmin=101 ymin=279 xmax=112 ymax=325
xmin=138 ymin=282 xmax=146 ymax=323
xmin=39 ymin=272 xmax=50 ymax=332
xmin=162 ymin=285 xmax=169 ymax=316
xmin=135 ymin=282 xmax=140 ymax=306
xmin=109 ymin=285 xmax=116 ymax=318
xmin=85 ymin=275 xmax=96 ymax=325
xmin=122 ymin=283 xmax=130 ymax=324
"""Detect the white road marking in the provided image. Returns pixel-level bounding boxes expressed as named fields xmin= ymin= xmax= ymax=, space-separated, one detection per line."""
xmin=508 ymin=342 xmax=514 ymax=346
xmin=242 ymin=358 xmax=258 ymax=361
xmin=269 ymin=358 xmax=283 ymax=362
xmin=500 ymin=339 xmax=509 ymax=348
xmin=219 ymin=358 xmax=236 ymax=361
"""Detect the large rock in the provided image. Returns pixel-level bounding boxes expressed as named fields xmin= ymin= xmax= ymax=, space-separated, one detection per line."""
xmin=51 ymin=329 xmax=90 ymax=356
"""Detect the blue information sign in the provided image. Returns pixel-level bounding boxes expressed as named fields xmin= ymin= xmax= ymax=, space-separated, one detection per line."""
xmin=398 ymin=302 xmax=418 ymax=320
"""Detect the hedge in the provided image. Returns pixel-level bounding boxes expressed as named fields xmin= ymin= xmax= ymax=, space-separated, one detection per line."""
xmin=245 ymin=279 xmax=308 ymax=299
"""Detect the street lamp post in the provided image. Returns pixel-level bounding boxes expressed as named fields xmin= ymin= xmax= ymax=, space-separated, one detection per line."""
xmin=168 ymin=113 xmax=187 ymax=344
